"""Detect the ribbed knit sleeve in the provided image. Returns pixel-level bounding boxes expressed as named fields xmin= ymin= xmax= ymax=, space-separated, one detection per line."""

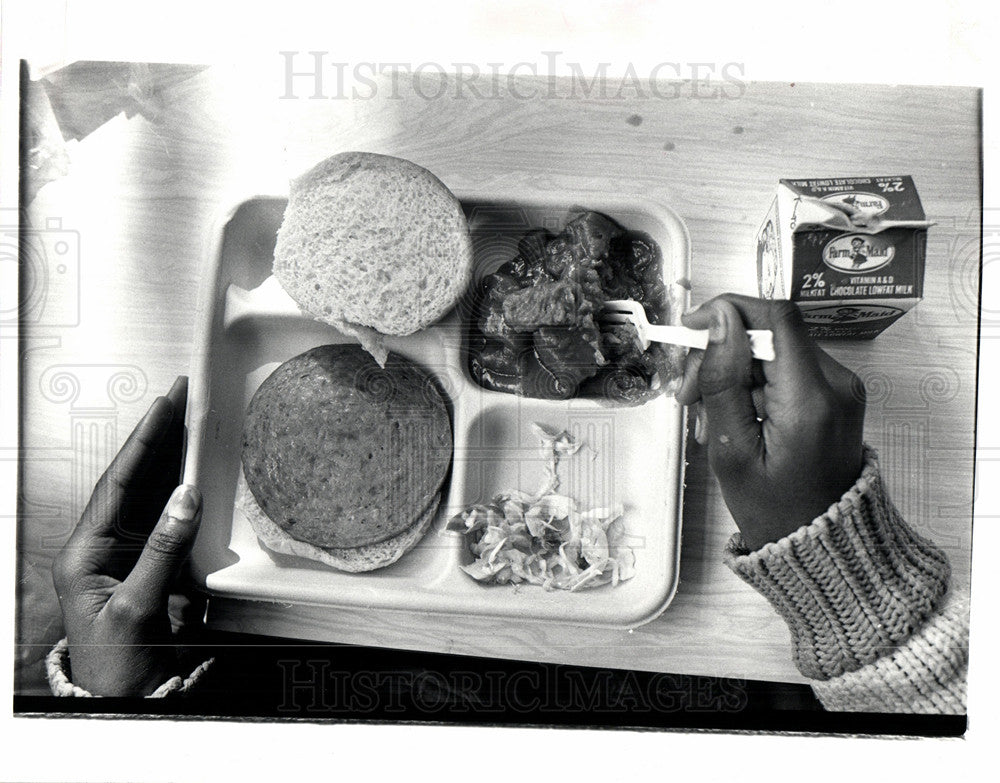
xmin=723 ymin=446 xmax=963 ymax=708
xmin=809 ymin=590 xmax=968 ymax=714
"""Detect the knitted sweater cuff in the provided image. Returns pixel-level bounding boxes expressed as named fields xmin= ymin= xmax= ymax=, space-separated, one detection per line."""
xmin=723 ymin=446 xmax=951 ymax=681
xmin=45 ymin=638 xmax=214 ymax=697
xmin=810 ymin=590 xmax=968 ymax=714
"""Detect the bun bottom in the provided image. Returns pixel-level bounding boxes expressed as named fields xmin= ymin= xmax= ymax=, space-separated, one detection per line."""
xmin=235 ymin=471 xmax=438 ymax=572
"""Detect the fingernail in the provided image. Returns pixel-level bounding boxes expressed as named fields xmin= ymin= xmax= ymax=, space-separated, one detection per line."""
xmin=166 ymin=484 xmax=201 ymax=522
xmin=708 ymin=308 xmax=729 ymax=344
xmin=166 ymin=376 xmax=188 ymax=408
xmin=693 ymin=403 xmax=704 ymax=443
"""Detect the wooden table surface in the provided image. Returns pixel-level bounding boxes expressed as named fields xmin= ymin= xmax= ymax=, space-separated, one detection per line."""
xmin=15 ymin=65 xmax=981 ymax=694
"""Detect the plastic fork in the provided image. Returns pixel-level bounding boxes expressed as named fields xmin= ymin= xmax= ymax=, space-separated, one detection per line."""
xmin=600 ymin=300 xmax=776 ymax=361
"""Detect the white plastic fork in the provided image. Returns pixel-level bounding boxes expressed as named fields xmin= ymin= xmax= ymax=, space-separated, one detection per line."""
xmin=601 ymin=299 xmax=776 ymax=361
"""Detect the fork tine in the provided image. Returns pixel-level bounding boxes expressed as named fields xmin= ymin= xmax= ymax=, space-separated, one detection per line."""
xmin=602 ymin=299 xmax=636 ymax=310
xmin=602 ymin=299 xmax=646 ymax=324
xmin=599 ymin=312 xmax=632 ymax=325
xmin=604 ymin=299 xmax=646 ymax=317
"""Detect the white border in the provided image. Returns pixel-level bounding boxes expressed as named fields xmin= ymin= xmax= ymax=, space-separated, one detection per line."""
xmin=2 ymin=1 xmax=996 ymax=781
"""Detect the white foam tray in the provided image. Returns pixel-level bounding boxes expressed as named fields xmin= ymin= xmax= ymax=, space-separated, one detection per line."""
xmin=184 ymin=190 xmax=689 ymax=629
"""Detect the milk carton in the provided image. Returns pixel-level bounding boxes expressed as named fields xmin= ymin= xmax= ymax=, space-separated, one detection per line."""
xmin=755 ymin=176 xmax=930 ymax=339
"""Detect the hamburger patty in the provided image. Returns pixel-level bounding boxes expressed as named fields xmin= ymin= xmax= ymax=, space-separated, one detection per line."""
xmin=241 ymin=344 xmax=452 ymax=549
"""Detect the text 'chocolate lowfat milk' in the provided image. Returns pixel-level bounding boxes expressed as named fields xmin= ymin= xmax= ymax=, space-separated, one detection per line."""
xmin=755 ymin=176 xmax=930 ymax=338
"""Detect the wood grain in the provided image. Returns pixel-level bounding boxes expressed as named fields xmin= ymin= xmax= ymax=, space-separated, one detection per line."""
xmin=17 ymin=68 xmax=980 ymax=693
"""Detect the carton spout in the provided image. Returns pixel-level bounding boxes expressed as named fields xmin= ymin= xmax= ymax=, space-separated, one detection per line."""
xmin=793 ymin=195 xmax=934 ymax=233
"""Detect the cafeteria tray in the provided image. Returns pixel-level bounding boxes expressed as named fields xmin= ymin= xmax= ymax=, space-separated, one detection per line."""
xmin=184 ymin=189 xmax=689 ymax=628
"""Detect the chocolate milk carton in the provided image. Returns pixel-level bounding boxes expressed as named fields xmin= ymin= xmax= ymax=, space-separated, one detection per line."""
xmin=755 ymin=176 xmax=930 ymax=339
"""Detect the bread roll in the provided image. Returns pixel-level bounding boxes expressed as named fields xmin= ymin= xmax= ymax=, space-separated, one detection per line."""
xmin=273 ymin=152 xmax=473 ymax=340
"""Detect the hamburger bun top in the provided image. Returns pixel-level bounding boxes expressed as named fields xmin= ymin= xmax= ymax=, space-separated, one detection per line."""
xmin=273 ymin=152 xmax=473 ymax=337
xmin=241 ymin=343 xmax=452 ymax=550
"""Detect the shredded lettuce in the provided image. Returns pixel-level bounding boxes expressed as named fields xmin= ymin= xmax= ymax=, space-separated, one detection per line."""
xmin=451 ymin=424 xmax=635 ymax=591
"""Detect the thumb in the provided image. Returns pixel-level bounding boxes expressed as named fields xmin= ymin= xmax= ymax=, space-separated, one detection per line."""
xmin=682 ymin=299 xmax=762 ymax=468
xmin=120 ymin=484 xmax=202 ymax=611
